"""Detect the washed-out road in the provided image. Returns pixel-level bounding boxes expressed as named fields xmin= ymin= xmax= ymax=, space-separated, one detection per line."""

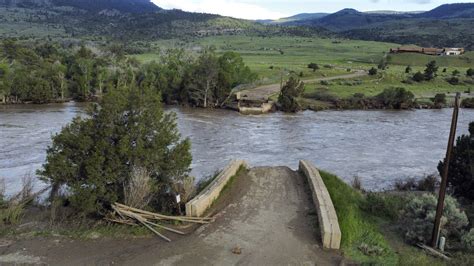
xmin=239 ymin=70 xmax=367 ymax=101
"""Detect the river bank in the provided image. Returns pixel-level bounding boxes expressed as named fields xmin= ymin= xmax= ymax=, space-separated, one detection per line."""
xmin=1 ymin=166 xmax=472 ymax=265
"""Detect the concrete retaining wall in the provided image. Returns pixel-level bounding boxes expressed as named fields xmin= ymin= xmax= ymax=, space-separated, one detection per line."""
xmin=239 ymin=102 xmax=274 ymax=115
xmin=299 ymin=160 xmax=341 ymax=250
xmin=186 ymin=160 xmax=248 ymax=217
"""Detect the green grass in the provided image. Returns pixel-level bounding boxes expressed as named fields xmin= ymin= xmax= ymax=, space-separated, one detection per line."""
xmin=319 ymin=170 xmax=398 ymax=264
xmin=318 ymin=171 xmax=474 ymax=265
xmin=387 ymin=52 xmax=474 ymax=68
xmin=304 ymin=65 xmax=473 ymax=99
xmin=133 ymin=36 xmax=473 ymax=101
xmin=133 ymin=36 xmax=397 ymax=84
xmin=318 ymin=171 xmax=457 ymax=265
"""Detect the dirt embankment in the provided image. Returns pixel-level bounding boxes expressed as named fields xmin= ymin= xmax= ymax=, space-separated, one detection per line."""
xmin=0 ymin=167 xmax=344 ymax=265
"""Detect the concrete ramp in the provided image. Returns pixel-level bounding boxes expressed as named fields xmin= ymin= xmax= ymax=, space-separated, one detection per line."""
xmin=299 ymin=160 xmax=342 ymax=250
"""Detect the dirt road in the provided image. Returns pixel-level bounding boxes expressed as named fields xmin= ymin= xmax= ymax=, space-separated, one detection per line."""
xmin=239 ymin=70 xmax=367 ymax=101
xmin=0 ymin=167 xmax=343 ymax=265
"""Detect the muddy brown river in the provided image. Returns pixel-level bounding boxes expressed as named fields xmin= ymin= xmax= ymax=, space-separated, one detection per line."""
xmin=1 ymin=102 xmax=473 ymax=194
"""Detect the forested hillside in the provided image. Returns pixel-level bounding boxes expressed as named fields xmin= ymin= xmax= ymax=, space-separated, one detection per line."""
xmin=0 ymin=0 xmax=160 ymax=13
xmin=0 ymin=0 xmax=329 ymax=41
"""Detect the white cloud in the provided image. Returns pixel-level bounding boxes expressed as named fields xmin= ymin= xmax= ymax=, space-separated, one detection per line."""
xmin=152 ymin=0 xmax=288 ymax=20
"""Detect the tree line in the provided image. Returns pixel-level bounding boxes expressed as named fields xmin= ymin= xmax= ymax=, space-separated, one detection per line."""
xmin=0 ymin=40 xmax=257 ymax=107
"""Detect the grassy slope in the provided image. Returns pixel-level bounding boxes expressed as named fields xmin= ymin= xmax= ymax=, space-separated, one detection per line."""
xmin=319 ymin=170 xmax=446 ymax=265
xmin=319 ymin=170 xmax=398 ymax=264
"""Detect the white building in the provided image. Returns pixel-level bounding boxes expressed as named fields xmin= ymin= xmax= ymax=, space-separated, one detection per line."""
xmin=443 ymin=48 xmax=465 ymax=56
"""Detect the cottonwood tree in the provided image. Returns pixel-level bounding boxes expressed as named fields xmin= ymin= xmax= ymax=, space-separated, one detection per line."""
xmin=0 ymin=61 xmax=10 ymax=103
xmin=188 ymin=49 xmax=219 ymax=108
xmin=217 ymin=51 xmax=256 ymax=105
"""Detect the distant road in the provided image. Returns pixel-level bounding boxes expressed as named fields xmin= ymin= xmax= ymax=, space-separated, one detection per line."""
xmin=239 ymin=70 xmax=368 ymax=101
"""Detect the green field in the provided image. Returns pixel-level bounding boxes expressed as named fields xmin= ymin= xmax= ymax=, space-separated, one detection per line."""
xmin=134 ymin=36 xmax=396 ymax=84
xmin=304 ymin=65 xmax=473 ymax=99
xmin=133 ymin=36 xmax=473 ymax=102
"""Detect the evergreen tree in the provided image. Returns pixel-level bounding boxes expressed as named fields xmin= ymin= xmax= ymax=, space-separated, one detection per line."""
xmin=467 ymin=68 xmax=474 ymax=77
xmin=38 ymin=85 xmax=192 ymax=215
xmin=438 ymin=122 xmax=474 ymax=201
xmin=424 ymin=60 xmax=439 ymax=81
xmin=278 ymin=77 xmax=305 ymax=112
xmin=405 ymin=65 xmax=412 ymax=74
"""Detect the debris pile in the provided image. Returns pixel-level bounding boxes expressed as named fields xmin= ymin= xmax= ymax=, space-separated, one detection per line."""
xmin=108 ymin=203 xmax=214 ymax=242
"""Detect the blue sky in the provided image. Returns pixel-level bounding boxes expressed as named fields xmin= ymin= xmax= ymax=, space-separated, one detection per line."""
xmin=152 ymin=0 xmax=474 ymax=19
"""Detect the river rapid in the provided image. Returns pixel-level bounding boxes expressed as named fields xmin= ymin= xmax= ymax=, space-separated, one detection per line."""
xmin=1 ymin=102 xmax=473 ymax=194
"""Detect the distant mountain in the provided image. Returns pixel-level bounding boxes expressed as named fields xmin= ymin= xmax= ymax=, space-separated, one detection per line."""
xmin=0 ymin=0 xmax=161 ymax=13
xmin=314 ymin=8 xmax=410 ymax=31
xmin=266 ymin=4 xmax=474 ymax=50
xmin=417 ymin=3 xmax=474 ymax=18
xmin=256 ymin=13 xmax=328 ymax=25
xmin=276 ymin=13 xmax=328 ymax=23
xmin=273 ymin=3 xmax=474 ymax=30
xmin=365 ymin=10 xmax=423 ymax=15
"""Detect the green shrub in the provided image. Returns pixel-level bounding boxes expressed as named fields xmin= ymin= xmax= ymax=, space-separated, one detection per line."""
xmin=412 ymin=71 xmax=425 ymax=82
xmin=461 ymin=98 xmax=474 ymax=108
xmin=362 ymin=193 xmax=404 ymax=221
xmin=447 ymin=77 xmax=460 ymax=85
xmin=307 ymin=63 xmax=319 ymax=72
xmin=375 ymin=87 xmax=415 ymax=109
xmin=462 ymin=228 xmax=474 ymax=251
xmin=400 ymin=194 xmax=468 ymax=245
xmin=369 ymin=67 xmax=378 ymax=76
xmin=467 ymin=68 xmax=474 ymax=77
xmin=432 ymin=93 xmax=447 ymax=108
xmin=320 ymin=80 xmax=330 ymax=86
xmin=0 ymin=203 xmax=25 ymax=225
xmin=393 ymin=175 xmax=440 ymax=193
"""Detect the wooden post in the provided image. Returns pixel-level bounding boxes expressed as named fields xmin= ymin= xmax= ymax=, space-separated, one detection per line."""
xmin=431 ymin=92 xmax=461 ymax=248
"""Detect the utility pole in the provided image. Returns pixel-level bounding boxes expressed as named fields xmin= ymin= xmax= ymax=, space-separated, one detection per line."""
xmin=431 ymin=92 xmax=461 ymax=248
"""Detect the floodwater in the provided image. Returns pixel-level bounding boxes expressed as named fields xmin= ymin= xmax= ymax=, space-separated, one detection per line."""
xmin=1 ymin=102 xmax=473 ymax=194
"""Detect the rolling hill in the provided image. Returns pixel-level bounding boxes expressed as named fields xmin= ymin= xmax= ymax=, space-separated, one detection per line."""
xmin=0 ymin=0 xmax=161 ymax=13
xmin=0 ymin=0 xmax=329 ymax=41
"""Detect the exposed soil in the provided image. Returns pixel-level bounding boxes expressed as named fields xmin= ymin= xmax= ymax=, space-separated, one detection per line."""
xmin=0 ymin=167 xmax=344 ymax=265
